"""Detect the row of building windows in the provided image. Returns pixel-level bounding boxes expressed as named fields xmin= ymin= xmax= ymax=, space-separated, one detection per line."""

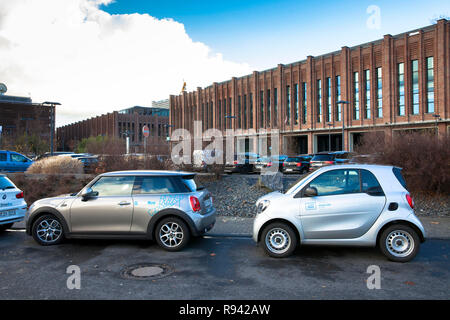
xmin=178 ymin=56 xmax=435 ymax=130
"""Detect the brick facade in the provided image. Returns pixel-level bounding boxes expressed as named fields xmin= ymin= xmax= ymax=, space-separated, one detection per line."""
xmin=170 ymin=20 xmax=450 ymax=155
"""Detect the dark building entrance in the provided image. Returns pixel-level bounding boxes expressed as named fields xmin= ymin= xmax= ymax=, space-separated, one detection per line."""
xmin=316 ymin=134 xmax=342 ymax=152
xmin=283 ymin=135 xmax=308 ymax=155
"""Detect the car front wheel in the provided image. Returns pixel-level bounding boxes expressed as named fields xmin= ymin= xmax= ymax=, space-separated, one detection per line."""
xmin=379 ymin=224 xmax=420 ymax=262
xmin=32 ymin=214 xmax=65 ymax=246
xmin=155 ymin=217 xmax=190 ymax=251
xmin=261 ymin=223 xmax=297 ymax=258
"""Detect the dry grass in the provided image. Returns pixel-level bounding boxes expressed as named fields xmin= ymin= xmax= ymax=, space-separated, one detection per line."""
xmin=26 ymin=156 xmax=84 ymax=174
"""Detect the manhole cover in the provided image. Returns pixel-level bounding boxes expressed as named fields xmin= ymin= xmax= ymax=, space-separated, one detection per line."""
xmin=121 ymin=263 xmax=174 ymax=280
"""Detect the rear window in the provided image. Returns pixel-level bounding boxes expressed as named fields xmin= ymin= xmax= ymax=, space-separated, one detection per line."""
xmin=0 ymin=176 xmax=15 ymax=190
xmin=286 ymin=157 xmax=301 ymax=162
xmin=392 ymin=167 xmax=407 ymax=189
xmin=133 ymin=176 xmax=191 ymax=194
xmin=312 ymin=154 xmax=335 ymax=161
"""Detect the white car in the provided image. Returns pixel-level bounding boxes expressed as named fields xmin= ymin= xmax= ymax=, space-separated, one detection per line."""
xmin=0 ymin=174 xmax=27 ymax=231
xmin=253 ymin=165 xmax=426 ymax=262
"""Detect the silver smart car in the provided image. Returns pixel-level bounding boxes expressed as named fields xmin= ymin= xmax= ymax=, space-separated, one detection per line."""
xmin=253 ymin=165 xmax=426 ymax=262
xmin=26 ymin=171 xmax=216 ymax=251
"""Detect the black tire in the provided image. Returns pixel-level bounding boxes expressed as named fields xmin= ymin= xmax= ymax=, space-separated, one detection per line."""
xmin=155 ymin=217 xmax=190 ymax=252
xmin=0 ymin=223 xmax=14 ymax=232
xmin=261 ymin=222 xmax=297 ymax=258
xmin=31 ymin=214 xmax=65 ymax=246
xmin=378 ymin=224 xmax=420 ymax=262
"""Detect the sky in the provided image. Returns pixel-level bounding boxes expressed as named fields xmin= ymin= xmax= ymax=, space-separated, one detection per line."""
xmin=0 ymin=0 xmax=449 ymax=127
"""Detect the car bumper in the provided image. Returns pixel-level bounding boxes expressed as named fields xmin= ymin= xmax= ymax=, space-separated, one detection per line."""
xmin=192 ymin=207 xmax=217 ymax=235
xmin=0 ymin=205 xmax=27 ymax=226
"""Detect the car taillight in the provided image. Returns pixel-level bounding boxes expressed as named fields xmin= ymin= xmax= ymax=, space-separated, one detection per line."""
xmin=296 ymin=163 xmax=301 ymax=167
xmin=406 ymin=194 xmax=414 ymax=209
xmin=190 ymin=196 xmax=201 ymax=212
xmin=233 ymin=160 xmax=238 ymax=165
xmin=324 ymin=161 xmax=334 ymax=164
xmin=282 ymin=162 xmax=285 ymax=167
xmin=267 ymin=162 xmax=272 ymax=167
xmin=16 ymin=191 xmax=24 ymax=199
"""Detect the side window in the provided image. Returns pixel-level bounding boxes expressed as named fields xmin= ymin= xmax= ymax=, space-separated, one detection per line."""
xmin=361 ymin=169 xmax=384 ymax=195
xmin=11 ymin=154 xmax=27 ymax=162
xmin=133 ymin=176 xmax=189 ymax=194
xmin=0 ymin=153 xmax=6 ymax=161
xmin=308 ymin=169 xmax=361 ymax=196
xmin=90 ymin=176 xmax=135 ymax=196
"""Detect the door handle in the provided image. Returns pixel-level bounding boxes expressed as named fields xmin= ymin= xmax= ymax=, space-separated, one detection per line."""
xmin=118 ymin=201 xmax=131 ymax=206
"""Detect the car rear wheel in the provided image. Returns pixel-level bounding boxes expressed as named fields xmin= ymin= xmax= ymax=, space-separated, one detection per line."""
xmin=379 ymin=224 xmax=420 ymax=262
xmin=261 ymin=223 xmax=297 ymax=258
xmin=0 ymin=223 xmax=14 ymax=232
xmin=32 ymin=214 xmax=64 ymax=246
xmin=155 ymin=217 xmax=190 ymax=251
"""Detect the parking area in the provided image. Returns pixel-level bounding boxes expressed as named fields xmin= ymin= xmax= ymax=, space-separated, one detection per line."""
xmin=0 ymin=222 xmax=449 ymax=299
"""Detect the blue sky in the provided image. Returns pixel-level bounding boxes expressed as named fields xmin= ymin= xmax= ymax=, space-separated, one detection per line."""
xmin=102 ymin=0 xmax=450 ymax=71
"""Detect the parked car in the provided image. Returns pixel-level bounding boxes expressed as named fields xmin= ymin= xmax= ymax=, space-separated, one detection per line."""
xmin=309 ymin=153 xmax=336 ymax=171
xmin=58 ymin=153 xmax=92 ymax=159
xmin=224 ymin=153 xmax=259 ymax=174
xmin=0 ymin=174 xmax=27 ymax=231
xmin=0 ymin=150 xmax=34 ymax=172
xmin=282 ymin=156 xmax=310 ymax=174
xmin=25 ymin=170 xmax=216 ymax=251
xmin=254 ymin=155 xmax=288 ymax=173
xmin=254 ymin=156 xmax=271 ymax=173
xmin=77 ymin=156 xmax=99 ymax=173
xmin=349 ymin=154 xmax=376 ymax=164
xmin=33 ymin=152 xmax=73 ymax=161
xmin=253 ymin=165 xmax=426 ymax=262
xmin=331 ymin=151 xmax=354 ymax=164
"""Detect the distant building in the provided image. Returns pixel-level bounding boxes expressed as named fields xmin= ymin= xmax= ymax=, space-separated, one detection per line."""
xmin=152 ymin=99 xmax=170 ymax=110
xmin=57 ymin=106 xmax=169 ymax=154
xmin=0 ymin=94 xmax=54 ymax=149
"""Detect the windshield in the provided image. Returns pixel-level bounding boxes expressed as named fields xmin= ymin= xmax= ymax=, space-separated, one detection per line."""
xmin=312 ymin=154 xmax=334 ymax=161
xmin=0 ymin=176 xmax=15 ymax=190
xmin=284 ymin=171 xmax=314 ymax=194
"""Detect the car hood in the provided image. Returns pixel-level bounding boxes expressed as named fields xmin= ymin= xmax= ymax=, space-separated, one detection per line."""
xmin=31 ymin=194 xmax=75 ymax=209
xmin=256 ymin=191 xmax=285 ymax=204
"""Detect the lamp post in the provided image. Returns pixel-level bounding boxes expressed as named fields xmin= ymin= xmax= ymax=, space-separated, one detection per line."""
xmin=432 ymin=114 xmax=441 ymax=135
xmin=42 ymin=101 xmax=61 ymax=156
xmin=336 ymin=100 xmax=350 ymax=151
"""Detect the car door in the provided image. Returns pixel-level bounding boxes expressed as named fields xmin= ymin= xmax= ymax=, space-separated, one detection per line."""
xmin=10 ymin=153 xmax=30 ymax=172
xmin=299 ymin=169 xmax=386 ymax=239
xmin=0 ymin=152 xmax=8 ymax=172
xmin=70 ymin=175 xmax=135 ymax=233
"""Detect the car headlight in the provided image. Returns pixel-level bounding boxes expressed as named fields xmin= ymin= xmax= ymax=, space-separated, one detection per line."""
xmin=256 ymin=200 xmax=270 ymax=214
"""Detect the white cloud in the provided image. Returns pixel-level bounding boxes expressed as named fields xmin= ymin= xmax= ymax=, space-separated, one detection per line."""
xmin=0 ymin=0 xmax=252 ymax=126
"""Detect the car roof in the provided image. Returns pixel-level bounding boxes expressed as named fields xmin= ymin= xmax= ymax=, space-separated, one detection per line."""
xmin=100 ymin=170 xmax=195 ymax=177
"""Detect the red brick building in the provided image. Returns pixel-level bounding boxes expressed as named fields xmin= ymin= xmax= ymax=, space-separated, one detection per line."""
xmin=57 ymin=106 xmax=169 ymax=154
xmin=170 ymin=19 xmax=449 ymax=155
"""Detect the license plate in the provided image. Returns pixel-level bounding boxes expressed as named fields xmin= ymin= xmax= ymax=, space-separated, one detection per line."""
xmin=285 ymin=168 xmax=293 ymax=172
xmin=204 ymin=198 xmax=212 ymax=207
xmin=0 ymin=209 xmax=16 ymax=217
xmin=256 ymin=165 xmax=262 ymax=169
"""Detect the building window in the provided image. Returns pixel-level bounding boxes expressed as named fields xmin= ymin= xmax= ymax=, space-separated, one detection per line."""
xmin=260 ymin=90 xmax=264 ymax=127
xmin=364 ymin=70 xmax=371 ymax=119
xmin=411 ymin=60 xmax=419 ymax=115
xmin=335 ymin=76 xmax=341 ymax=121
xmin=202 ymin=103 xmax=205 ymax=130
xmin=267 ymin=89 xmax=271 ymax=126
xmin=326 ymin=78 xmax=331 ymax=123
xmin=249 ymin=93 xmax=253 ymax=128
xmin=376 ymin=68 xmax=382 ymax=118
xmin=243 ymin=94 xmax=247 ymax=129
xmin=286 ymin=85 xmax=291 ymax=125
xmin=294 ymin=83 xmax=299 ymax=125
xmin=228 ymin=98 xmax=232 ymax=129
xmin=426 ymin=57 xmax=434 ymax=113
xmin=317 ymin=79 xmax=322 ymax=123
xmin=302 ymin=82 xmax=307 ymax=124
xmin=353 ymin=72 xmax=360 ymax=120
xmin=218 ymin=100 xmax=221 ymax=129
xmin=274 ymin=88 xmax=278 ymax=128
xmin=210 ymin=102 xmax=213 ymax=129
xmin=398 ymin=63 xmax=405 ymax=116
xmin=237 ymin=96 xmax=241 ymax=129
xmin=223 ymin=99 xmax=226 ymax=129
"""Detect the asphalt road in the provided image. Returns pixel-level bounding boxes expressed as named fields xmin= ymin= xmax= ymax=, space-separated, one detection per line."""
xmin=0 ymin=230 xmax=449 ymax=300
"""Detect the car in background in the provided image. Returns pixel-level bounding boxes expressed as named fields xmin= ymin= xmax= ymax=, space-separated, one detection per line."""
xmin=282 ymin=156 xmax=310 ymax=174
xmin=349 ymin=154 xmax=376 ymax=164
xmin=255 ymin=155 xmax=288 ymax=173
xmin=0 ymin=150 xmax=34 ymax=172
xmin=57 ymin=153 xmax=92 ymax=159
xmin=25 ymin=170 xmax=216 ymax=251
xmin=309 ymin=153 xmax=336 ymax=171
xmin=253 ymin=165 xmax=426 ymax=262
xmin=33 ymin=152 xmax=73 ymax=161
xmin=0 ymin=174 xmax=27 ymax=232
xmin=224 ymin=152 xmax=259 ymax=174
xmin=77 ymin=156 xmax=99 ymax=173
xmin=331 ymin=151 xmax=354 ymax=164
xmin=254 ymin=156 xmax=271 ymax=173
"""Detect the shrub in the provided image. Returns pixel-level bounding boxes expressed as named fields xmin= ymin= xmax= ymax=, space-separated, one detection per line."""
xmin=355 ymin=131 xmax=450 ymax=194
xmin=26 ymin=156 xmax=84 ymax=174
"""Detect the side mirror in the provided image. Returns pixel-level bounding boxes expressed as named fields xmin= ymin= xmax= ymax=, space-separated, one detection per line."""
xmin=303 ymin=187 xmax=318 ymax=197
xmin=81 ymin=188 xmax=98 ymax=201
